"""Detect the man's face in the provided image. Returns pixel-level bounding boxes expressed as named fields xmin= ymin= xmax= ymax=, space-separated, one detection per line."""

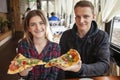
xmin=74 ymin=7 xmax=94 ymax=32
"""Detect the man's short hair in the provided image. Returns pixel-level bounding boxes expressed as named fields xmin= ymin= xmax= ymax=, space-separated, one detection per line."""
xmin=74 ymin=1 xmax=94 ymax=14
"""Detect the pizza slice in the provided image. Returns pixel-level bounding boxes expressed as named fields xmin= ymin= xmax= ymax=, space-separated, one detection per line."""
xmin=8 ymin=53 xmax=46 ymax=74
xmin=45 ymin=49 xmax=80 ymax=68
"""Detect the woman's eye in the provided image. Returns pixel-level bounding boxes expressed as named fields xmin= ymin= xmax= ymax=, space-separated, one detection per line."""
xmin=30 ymin=23 xmax=36 ymax=27
xmin=39 ymin=22 xmax=44 ymax=25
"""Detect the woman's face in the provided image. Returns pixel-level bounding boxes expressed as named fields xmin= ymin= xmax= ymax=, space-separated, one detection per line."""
xmin=28 ymin=15 xmax=46 ymax=39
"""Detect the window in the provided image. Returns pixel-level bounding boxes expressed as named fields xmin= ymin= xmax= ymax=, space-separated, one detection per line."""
xmin=41 ymin=0 xmax=55 ymax=15
xmin=111 ymin=14 xmax=120 ymax=46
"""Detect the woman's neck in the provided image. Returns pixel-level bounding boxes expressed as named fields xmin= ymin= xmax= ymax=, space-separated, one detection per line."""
xmin=33 ymin=37 xmax=47 ymax=45
xmin=33 ymin=38 xmax=48 ymax=54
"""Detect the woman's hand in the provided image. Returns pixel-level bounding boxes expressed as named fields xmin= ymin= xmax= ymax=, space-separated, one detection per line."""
xmin=56 ymin=60 xmax=82 ymax=72
xmin=19 ymin=67 xmax=33 ymax=76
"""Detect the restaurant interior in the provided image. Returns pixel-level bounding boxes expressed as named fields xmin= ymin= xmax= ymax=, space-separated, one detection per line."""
xmin=0 ymin=0 xmax=120 ymax=80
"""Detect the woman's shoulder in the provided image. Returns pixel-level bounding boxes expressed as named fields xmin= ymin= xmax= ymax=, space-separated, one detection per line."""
xmin=47 ymin=41 xmax=60 ymax=49
xmin=48 ymin=41 xmax=59 ymax=46
xmin=18 ymin=38 xmax=26 ymax=42
xmin=47 ymin=41 xmax=60 ymax=52
xmin=18 ymin=38 xmax=29 ymax=45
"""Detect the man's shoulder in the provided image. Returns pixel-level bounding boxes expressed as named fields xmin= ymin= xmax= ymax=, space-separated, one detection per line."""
xmin=93 ymin=30 xmax=109 ymax=41
xmin=62 ymin=29 xmax=73 ymax=37
xmin=63 ymin=29 xmax=72 ymax=34
xmin=97 ymin=30 xmax=108 ymax=37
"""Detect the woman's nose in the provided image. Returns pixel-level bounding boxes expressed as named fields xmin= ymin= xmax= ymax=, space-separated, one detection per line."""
xmin=36 ymin=24 xmax=41 ymax=30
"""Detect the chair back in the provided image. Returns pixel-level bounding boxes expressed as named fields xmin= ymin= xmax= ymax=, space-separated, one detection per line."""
xmin=49 ymin=21 xmax=60 ymax=26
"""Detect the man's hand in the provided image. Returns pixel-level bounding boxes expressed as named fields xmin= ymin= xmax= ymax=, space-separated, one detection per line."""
xmin=56 ymin=60 xmax=82 ymax=72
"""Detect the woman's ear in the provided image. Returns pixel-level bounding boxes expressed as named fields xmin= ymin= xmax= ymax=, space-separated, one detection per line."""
xmin=28 ymin=27 xmax=31 ymax=32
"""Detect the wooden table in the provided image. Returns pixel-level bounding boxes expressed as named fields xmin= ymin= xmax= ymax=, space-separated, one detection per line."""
xmin=65 ymin=76 xmax=120 ymax=80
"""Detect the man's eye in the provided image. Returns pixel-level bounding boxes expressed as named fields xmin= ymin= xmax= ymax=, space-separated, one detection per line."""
xmin=84 ymin=15 xmax=89 ymax=18
xmin=75 ymin=16 xmax=80 ymax=19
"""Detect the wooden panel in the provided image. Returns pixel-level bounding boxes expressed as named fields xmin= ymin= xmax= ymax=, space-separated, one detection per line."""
xmin=9 ymin=0 xmax=21 ymax=31
xmin=0 ymin=13 xmax=7 ymax=20
xmin=0 ymin=30 xmax=12 ymax=41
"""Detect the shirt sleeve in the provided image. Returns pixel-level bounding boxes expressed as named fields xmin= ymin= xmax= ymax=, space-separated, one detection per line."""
xmin=17 ymin=40 xmax=31 ymax=58
xmin=17 ymin=40 xmax=28 ymax=55
xmin=78 ymin=32 xmax=110 ymax=76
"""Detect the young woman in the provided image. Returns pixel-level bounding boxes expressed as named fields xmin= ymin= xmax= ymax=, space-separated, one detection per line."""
xmin=18 ymin=10 xmax=60 ymax=80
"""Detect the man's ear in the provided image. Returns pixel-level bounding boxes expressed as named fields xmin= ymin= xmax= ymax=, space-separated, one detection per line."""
xmin=93 ymin=14 xmax=96 ymax=20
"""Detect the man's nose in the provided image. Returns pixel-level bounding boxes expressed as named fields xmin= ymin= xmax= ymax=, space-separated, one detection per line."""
xmin=79 ymin=17 xmax=84 ymax=23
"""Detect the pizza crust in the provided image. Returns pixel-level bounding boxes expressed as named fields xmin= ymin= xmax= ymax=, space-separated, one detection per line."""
xmin=8 ymin=66 xmax=25 ymax=74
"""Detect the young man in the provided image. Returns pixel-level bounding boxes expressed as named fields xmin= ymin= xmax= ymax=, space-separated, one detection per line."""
xmin=58 ymin=0 xmax=110 ymax=79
